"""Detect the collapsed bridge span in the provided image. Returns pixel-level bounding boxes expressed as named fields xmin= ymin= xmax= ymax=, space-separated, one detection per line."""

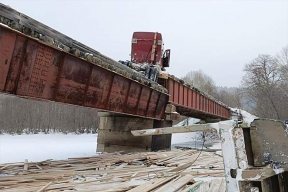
xmin=0 ymin=3 xmax=230 ymax=152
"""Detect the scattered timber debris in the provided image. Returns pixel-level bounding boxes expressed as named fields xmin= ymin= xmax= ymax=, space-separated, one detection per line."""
xmin=0 ymin=149 xmax=226 ymax=192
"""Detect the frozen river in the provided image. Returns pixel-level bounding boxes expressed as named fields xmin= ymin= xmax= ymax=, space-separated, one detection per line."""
xmin=0 ymin=132 xmax=221 ymax=164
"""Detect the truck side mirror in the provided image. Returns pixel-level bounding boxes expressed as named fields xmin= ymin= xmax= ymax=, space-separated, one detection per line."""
xmin=162 ymin=49 xmax=171 ymax=67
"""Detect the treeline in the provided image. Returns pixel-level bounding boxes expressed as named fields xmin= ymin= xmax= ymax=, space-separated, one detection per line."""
xmin=182 ymin=45 xmax=288 ymax=121
xmin=0 ymin=94 xmax=99 ymax=134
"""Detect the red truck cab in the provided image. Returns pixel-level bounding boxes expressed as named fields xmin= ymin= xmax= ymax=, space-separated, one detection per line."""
xmin=131 ymin=32 xmax=170 ymax=69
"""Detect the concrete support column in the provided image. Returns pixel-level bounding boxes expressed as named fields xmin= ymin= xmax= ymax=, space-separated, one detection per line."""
xmin=97 ymin=116 xmax=172 ymax=153
xmin=97 ymin=116 xmax=153 ymax=153
xmin=151 ymin=120 xmax=172 ymax=151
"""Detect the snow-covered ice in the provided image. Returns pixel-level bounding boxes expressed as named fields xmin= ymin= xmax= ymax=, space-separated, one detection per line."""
xmin=0 ymin=133 xmax=98 ymax=164
xmin=0 ymin=131 xmax=221 ymax=164
xmin=172 ymin=117 xmax=200 ymax=144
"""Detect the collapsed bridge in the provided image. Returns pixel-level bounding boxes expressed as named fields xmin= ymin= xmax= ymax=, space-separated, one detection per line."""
xmin=0 ymin=3 xmax=230 ymax=152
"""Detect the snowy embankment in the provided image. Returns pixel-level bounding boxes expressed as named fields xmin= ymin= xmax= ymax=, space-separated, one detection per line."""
xmin=230 ymin=107 xmax=258 ymax=126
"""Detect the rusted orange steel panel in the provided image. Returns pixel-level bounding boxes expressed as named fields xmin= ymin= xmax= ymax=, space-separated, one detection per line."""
xmin=166 ymin=77 xmax=230 ymax=120
xmin=0 ymin=25 xmax=168 ymax=119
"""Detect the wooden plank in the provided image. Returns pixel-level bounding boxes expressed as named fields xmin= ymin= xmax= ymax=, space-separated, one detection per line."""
xmin=127 ymin=175 xmax=177 ymax=192
xmin=154 ymin=175 xmax=194 ymax=192
xmin=35 ymin=164 xmax=42 ymax=170
xmin=208 ymin=178 xmax=226 ymax=192
xmin=114 ymin=163 xmax=128 ymax=170
xmin=0 ymin=165 xmax=9 ymax=171
xmin=131 ymin=124 xmax=217 ymax=136
xmin=197 ymin=181 xmax=210 ymax=192
xmin=36 ymin=181 xmax=52 ymax=192
xmin=181 ymin=181 xmax=203 ymax=192
xmin=218 ymin=178 xmax=226 ymax=192
xmin=23 ymin=159 xmax=28 ymax=171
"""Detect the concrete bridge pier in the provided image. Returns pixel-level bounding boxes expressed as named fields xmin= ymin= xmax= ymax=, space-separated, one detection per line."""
xmin=96 ymin=115 xmax=172 ymax=153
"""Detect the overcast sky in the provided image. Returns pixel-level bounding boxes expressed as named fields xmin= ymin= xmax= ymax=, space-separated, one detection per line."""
xmin=1 ymin=0 xmax=287 ymax=87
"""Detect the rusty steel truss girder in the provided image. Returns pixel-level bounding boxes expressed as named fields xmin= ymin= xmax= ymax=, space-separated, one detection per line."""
xmin=164 ymin=77 xmax=231 ymax=120
xmin=0 ymin=25 xmax=168 ymax=119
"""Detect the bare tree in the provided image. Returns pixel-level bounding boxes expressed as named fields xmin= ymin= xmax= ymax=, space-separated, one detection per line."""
xmin=241 ymin=54 xmax=286 ymax=119
xmin=277 ymin=46 xmax=288 ymax=97
xmin=277 ymin=45 xmax=288 ymax=66
xmin=216 ymin=88 xmax=243 ymax=108
xmin=182 ymin=70 xmax=217 ymax=96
